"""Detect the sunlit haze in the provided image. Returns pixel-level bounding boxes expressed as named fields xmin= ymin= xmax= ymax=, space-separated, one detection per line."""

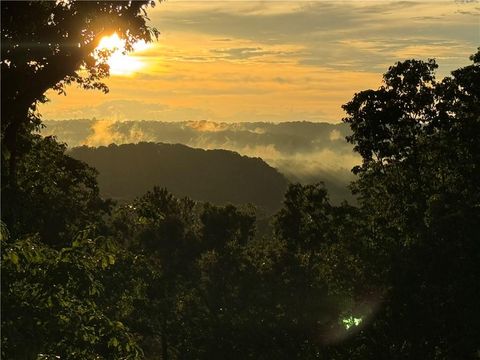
xmin=96 ymin=33 xmax=151 ymax=76
xmin=40 ymin=0 xmax=479 ymax=123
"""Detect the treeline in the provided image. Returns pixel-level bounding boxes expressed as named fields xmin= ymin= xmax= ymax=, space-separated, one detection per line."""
xmin=2 ymin=52 xmax=479 ymax=359
xmin=2 ymin=134 xmax=365 ymax=359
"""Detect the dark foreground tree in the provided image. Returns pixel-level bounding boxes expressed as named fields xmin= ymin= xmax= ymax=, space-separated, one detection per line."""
xmin=337 ymin=49 xmax=480 ymax=359
xmin=1 ymin=226 xmax=143 ymax=359
xmin=1 ymin=0 xmax=158 ymax=184
xmin=1 ymin=2 xmax=160 ymax=358
xmin=2 ymin=135 xmax=111 ymax=246
xmin=107 ymin=186 xmax=365 ymax=359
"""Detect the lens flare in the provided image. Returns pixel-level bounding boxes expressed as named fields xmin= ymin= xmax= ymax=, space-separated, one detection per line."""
xmin=96 ymin=33 xmax=150 ymax=76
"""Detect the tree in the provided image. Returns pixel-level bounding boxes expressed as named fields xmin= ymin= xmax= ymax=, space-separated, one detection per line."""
xmin=274 ymin=183 xmax=375 ymax=358
xmin=109 ymin=188 xmax=202 ymax=359
xmin=1 ymin=227 xmax=143 ymax=359
xmin=110 ymin=188 xmax=292 ymax=359
xmin=2 ymin=135 xmax=111 ymax=246
xmin=1 ymin=0 xmax=159 ymax=183
xmin=339 ymin=49 xmax=480 ymax=358
xmin=1 ymin=2 xmax=161 ymax=358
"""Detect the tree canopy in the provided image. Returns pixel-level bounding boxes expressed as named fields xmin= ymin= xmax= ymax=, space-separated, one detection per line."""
xmin=339 ymin=49 xmax=480 ymax=359
xmin=1 ymin=0 xmax=158 ymax=181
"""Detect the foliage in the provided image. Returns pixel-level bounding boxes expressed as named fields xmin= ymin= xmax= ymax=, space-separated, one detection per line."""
xmin=273 ymin=183 xmax=377 ymax=358
xmin=2 ymin=135 xmax=111 ymax=246
xmin=339 ymin=49 xmax=480 ymax=358
xmin=1 ymin=2 xmax=158 ymax=358
xmin=1 ymin=0 xmax=158 ymax=184
xmin=104 ymin=184 xmax=375 ymax=359
xmin=1 ymin=228 xmax=143 ymax=359
xmin=108 ymin=188 xmax=262 ymax=358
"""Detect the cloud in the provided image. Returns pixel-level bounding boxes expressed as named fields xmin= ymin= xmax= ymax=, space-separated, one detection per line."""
xmin=40 ymin=1 xmax=478 ymax=125
xmin=210 ymin=47 xmax=289 ymax=60
xmin=186 ymin=120 xmax=230 ymax=132
xmin=49 ymin=99 xmax=214 ymax=122
xmin=152 ymin=1 xmax=478 ymax=72
xmin=153 ymin=2 xmax=360 ymax=43
xmin=329 ymin=129 xmax=342 ymax=141
xmin=83 ymin=119 xmax=158 ymax=147
xmin=44 ymin=118 xmax=361 ymax=203
xmin=45 ymin=118 xmax=359 ymax=170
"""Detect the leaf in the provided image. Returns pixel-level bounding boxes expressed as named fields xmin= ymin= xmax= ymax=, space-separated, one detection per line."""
xmin=9 ymin=252 xmax=19 ymax=265
xmin=108 ymin=337 xmax=119 ymax=348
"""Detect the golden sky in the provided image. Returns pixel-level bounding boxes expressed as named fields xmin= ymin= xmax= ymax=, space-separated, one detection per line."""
xmin=40 ymin=0 xmax=479 ymax=124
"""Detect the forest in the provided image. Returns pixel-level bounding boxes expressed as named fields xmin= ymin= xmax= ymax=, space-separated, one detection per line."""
xmin=69 ymin=142 xmax=288 ymax=214
xmin=1 ymin=1 xmax=479 ymax=359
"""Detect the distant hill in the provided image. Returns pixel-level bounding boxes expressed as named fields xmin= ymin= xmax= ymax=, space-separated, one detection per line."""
xmin=46 ymin=120 xmax=359 ymax=204
xmin=42 ymin=120 xmax=354 ymax=158
xmin=70 ymin=142 xmax=289 ymax=214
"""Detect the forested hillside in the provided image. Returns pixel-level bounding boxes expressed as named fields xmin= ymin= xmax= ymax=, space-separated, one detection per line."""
xmin=43 ymin=120 xmax=357 ymax=203
xmin=70 ymin=142 xmax=288 ymax=214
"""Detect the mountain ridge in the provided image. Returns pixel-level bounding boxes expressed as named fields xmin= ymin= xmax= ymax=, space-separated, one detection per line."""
xmin=69 ymin=142 xmax=289 ymax=214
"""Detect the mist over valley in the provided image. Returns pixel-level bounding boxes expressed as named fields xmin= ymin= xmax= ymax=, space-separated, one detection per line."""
xmin=43 ymin=119 xmax=358 ymax=204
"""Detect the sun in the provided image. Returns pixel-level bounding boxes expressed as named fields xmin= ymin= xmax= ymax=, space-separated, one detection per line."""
xmin=96 ymin=33 xmax=150 ymax=76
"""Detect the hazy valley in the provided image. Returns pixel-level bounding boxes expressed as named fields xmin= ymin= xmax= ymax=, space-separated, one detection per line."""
xmin=43 ymin=119 xmax=358 ymax=205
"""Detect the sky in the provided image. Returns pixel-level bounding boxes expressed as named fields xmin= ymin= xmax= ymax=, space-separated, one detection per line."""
xmin=40 ymin=0 xmax=479 ymax=124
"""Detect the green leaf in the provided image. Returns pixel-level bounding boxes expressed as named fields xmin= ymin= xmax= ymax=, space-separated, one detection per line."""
xmin=108 ymin=337 xmax=119 ymax=348
xmin=9 ymin=252 xmax=19 ymax=265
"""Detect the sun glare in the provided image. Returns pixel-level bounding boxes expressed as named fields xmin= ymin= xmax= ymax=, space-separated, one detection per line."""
xmin=96 ymin=33 xmax=150 ymax=76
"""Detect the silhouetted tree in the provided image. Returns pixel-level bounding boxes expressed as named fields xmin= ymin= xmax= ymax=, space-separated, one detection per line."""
xmin=338 ymin=49 xmax=480 ymax=358
xmin=1 ymin=0 xmax=158 ymax=184
xmin=1 ymin=2 xmax=161 ymax=358
xmin=273 ymin=183 xmax=376 ymax=358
